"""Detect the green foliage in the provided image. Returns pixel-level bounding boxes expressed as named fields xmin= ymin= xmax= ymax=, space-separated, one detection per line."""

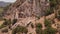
xmin=12 ymin=19 xmax=17 ymax=25
xmin=49 ymin=0 xmax=57 ymax=8
xmin=36 ymin=28 xmax=43 ymax=34
xmin=0 ymin=7 xmax=4 ymax=12
xmin=3 ymin=19 xmax=11 ymax=26
xmin=35 ymin=22 xmax=57 ymax=34
xmin=12 ymin=26 xmax=28 ymax=34
xmin=44 ymin=19 xmax=52 ymax=27
xmin=0 ymin=19 xmax=11 ymax=29
xmin=43 ymin=27 xmax=57 ymax=34
xmin=0 ymin=4 xmax=11 ymax=17
xmin=1 ymin=28 xmax=8 ymax=33
xmin=35 ymin=23 xmax=43 ymax=34
xmin=36 ymin=23 xmax=42 ymax=29
xmin=0 ymin=7 xmax=4 ymax=17
xmin=0 ymin=24 xmax=6 ymax=29
xmin=45 ymin=8 xmax=54 ymax=16
xmin=44 ymin=19 xmax=57 ymax=34
xmin=45 ymin=0 xmax=58 ymax=16
xmin=45 ymin=9 xmax=51 ymax=16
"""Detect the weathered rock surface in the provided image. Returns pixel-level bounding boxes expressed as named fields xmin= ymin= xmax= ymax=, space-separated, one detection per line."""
xmin=4 ymin=0 xmax=49 ymax=19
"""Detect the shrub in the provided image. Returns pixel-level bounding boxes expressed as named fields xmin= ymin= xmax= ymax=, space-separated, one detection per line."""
xmin=49 ymin=0 xmax=57 ymax=8
xmin=12 ymin=26 xmax=28 ymax=34
xmin=0 ymin=19 xmax=11 ymax=29
xmin=1 ymin=28 xmax=8 ymax=33
xmin=45 ymin=8 xmax=54 ymax=16
xmin=36 ymin=28 xmax=43 ymax=34
xmin=43 ymin=27 xmax=57 ymax=34
xmin=3 ymin=19 xmax=11 ymax=26
xmin=36 ymin=23 xmax=42 ymax=29
xmin=35 ymin=23 xmax=43 ymax=34
xmin=0 ymin=25 xmax=6 ymax=29
xmin=44 ymin=19 xmax=52 ymax=27
xmin=12 ymin=19 xmax=17 ymax=25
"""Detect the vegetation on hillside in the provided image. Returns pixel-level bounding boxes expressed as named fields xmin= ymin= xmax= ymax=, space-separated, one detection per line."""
xmin=0 ymin=0 xmax=60 ymax=34
xmin=35 ymin=19 xmax=57 ymax=34
xmin=12 ymin=26 xmax=28 ymax=34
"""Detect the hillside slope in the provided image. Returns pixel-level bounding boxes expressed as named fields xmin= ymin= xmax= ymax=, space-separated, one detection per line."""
xmin=0 ymin=0 xmax=60 ymax=34
xmin=4 ymin=0 xmax=49 ymax=19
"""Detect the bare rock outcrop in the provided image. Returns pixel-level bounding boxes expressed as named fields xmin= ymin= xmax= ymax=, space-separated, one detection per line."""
xmin=4 ymin=0 xmax=49 ymax=19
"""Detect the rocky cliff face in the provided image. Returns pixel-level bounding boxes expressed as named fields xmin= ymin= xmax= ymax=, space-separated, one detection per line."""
xmin=1 ymin=0 xmax=60 ymax=34
xmin=4 ymin=0 xmax=49 ymax=19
